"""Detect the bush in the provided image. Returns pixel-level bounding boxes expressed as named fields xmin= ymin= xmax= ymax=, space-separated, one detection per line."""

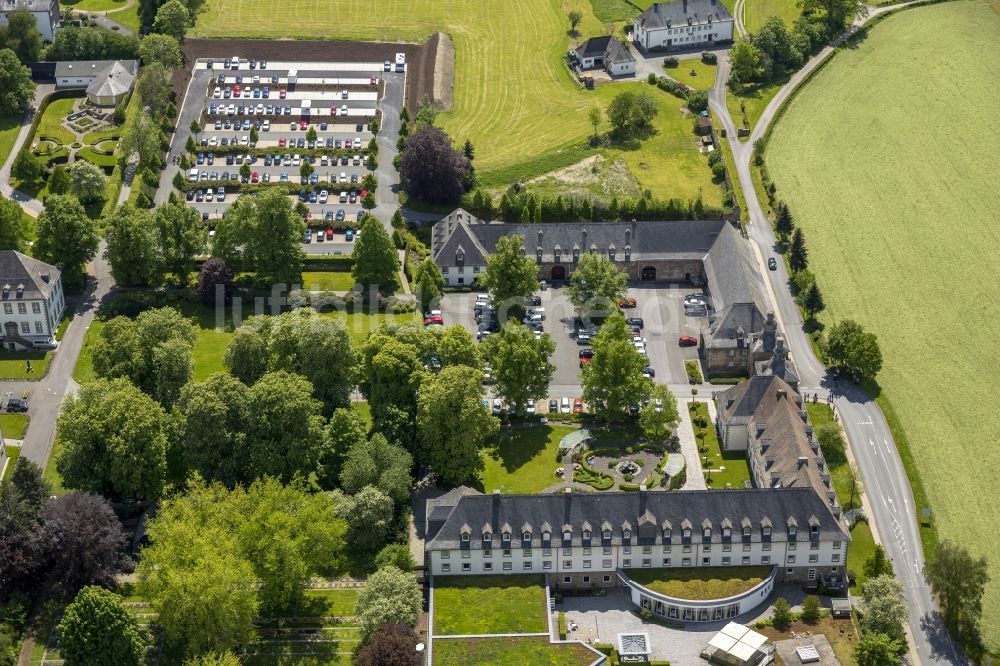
xmin=663 ymin=56 xmax=679 ymax=68
xmin=668 ymin=463 xmax=686 ymax=490
xmin=711 ymin=161 xmax=726 ymax=180
xmin=685 ymin=360 xmax=703 ymax=383
xmin=647 ymin=72 xmax=657 ymax=85
xmin=558 ymin=612 xmax=567 ymax=640
xmin=701 ymin=51 xmax=718 ymax=64
xmin=801 ymin=595 xmax=821 ymax=623
xmin=687 ymin=90 xmax=709 ymax=114
xmin=772 ymin=597 xmax=791 ymax=628
xmin=620 ymin=482 xmax=640 ymax=491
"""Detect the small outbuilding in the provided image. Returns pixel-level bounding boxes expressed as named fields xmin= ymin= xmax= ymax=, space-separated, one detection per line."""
xmin=696 ymin=115 xmax=713 ymax=136
xmin=831 ymin=597 xmax=852 ymax=618
xmin=704 ymin=622 xmax=769 ymax=666
xmin=85 ymin=61 xmax=137 ymax=107
xmin=574 ymin=36 xmax=636 ymax=78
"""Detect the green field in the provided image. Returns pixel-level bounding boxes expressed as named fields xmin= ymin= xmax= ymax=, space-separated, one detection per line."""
xmin=744 ymin=0 xmax=801 ymax=33
xmin=0 ymin=351 xmax=51 ymax=379
xmin=301 ymin=271 xmax=357 ymax=292
xmin=624 ymin=565 xmax=771 ymax=600
xmin=479 ymin=424 xmax=576 ymax=494
xmin=434 ymin=637 xmax=598 ymax=665
xmin=60 ymin=0 xmax=128 ymax=10
xmin=727 ymin=79 xmax=784 ymax=138
xmin=434 ymin=575 xmax=547 ymax=634
xmin=191 ymin=0 xmax=717 ymax=202
xmin=766 ymin=0 xmax=1000 ymax=643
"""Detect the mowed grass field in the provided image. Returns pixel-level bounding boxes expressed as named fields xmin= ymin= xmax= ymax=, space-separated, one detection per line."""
xmin=744 ymin=0 xmax=801 ymax=33
xmin=192 ymin=0 xmax=717 ymax=202
xmin=766 ymin=0 xmax=1000 ymax=643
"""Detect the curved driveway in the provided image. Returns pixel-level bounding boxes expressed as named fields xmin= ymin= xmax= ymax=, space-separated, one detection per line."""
xmin=709 ymin=3 xmax=960 ymax=664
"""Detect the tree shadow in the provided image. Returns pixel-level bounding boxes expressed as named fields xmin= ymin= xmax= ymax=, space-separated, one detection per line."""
xmin=480 ymin=424 xmax=552 ymax=475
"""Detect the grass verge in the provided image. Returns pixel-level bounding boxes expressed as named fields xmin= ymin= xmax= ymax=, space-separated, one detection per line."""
xmin=689 ymin=401 xmax=750 ymax=489
xmin=0 ymin=414 xmax=29 ymax=440
xmin=434 ymin=575 xmax=546 ymax=635
xmin=479 ymin=424 xmax=576 ymax=494
xmin=433 ymin=636 xmax=596 ymax=665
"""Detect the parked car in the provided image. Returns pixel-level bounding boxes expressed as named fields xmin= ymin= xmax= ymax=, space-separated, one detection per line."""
xmin=768 ymin=257 xmax=778 ymax=271
xmin=578 ymin=349 xmax=594 ymax=359
xmin=641 ymin=367 xmax=656 ymax=378
xmin=560 ymin=397 xmax=571 ymax=414
xmin=619 ymin=296 xmax=637 ymax=308
xmin=684 ymin=294 xmax=707 ymax=305
xmin=573 ymin=398 xmax=583 ymax=414
xmin=5 ymin=398 xmax=28 ymax=413
xmin=678 ymin=335 xmax=698 ymax=347
xmin=549 ymin=399 xmax=559 ymax=413
xmin=626 ymin=317 xmax=644 ymax=328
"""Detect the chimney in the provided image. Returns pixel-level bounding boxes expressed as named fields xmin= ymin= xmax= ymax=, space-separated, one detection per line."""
xmin=797 ymin=456 xmax=808 ymax=467
xmin=41 ymin=272 xmax=50 ymax=283
xmin=776 ymin=388 xmax=786 ymax=400
xmin=581 ymin=228 xmax=587 ymax=248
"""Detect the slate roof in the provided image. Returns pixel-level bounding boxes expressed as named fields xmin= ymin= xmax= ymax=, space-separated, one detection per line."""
xmin=717 ymin=377 xmax=838 ymax=511
xmin=426 ymin=487 xmax=847 ymax=550
xmin=0 ymin=251 xmax=60 ymax=301
xmin=576 ymin=35 xmax=615 ymax=59
xmin=86 ymin=60 xmax=136 ymax=98
xmin=55 ymin=59 xmax=137 ymax=79
xmin=637 ymin=0 xmax=733 ymax=30
xmin=755 ymin=337 xmax=799 ymax=388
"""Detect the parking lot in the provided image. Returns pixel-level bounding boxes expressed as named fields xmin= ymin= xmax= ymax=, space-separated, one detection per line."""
xmin=439 ymin=285 xmax=705 ymax=408
xmin=166 ymin=56 xmax=406 ymax=225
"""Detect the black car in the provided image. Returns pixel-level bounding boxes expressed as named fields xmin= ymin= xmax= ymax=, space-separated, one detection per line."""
xmin=185 ymin=190 xmax=195 ymax=201
xmin=626 ymin=317 xmax=644 ymax=329
xmin=578 ymin=348 xmax=594 ymax=359
xmin=530 ymin=295 xmax=542 ymax=306
xmin=768 ymin=257 xmax=778 ymax=271
xmin=549 ymin=399 xmax=558 ymax=413
xmin=641 ymin=367 xmax=656 ymax=378
xmin=5 ymin=398 xmax=28 ymax=413
xmin=356 ymin=123 xmax=364 ymax=132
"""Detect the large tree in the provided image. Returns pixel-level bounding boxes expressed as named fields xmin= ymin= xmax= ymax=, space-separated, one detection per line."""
xmin=355 ymin=624 xmax=421 ymax=666
xmin=58 ymin=586 xmax=146 ymax=666
xmin=753 ymin=16 xmax=803 ymax=79
xmin=34 ymin=195 xmax=99 ymax=292
xmin=417 ymin=365 xmax=498 ymax=485
xmin=773 ymin=200 xmax=794 ymax=239
xmin=340 ymin=434 xmax=413 ymax=504
xmin=0 ymin=49 xmax=34 ymax=116
xmin=174 ymin=372 xmax=250 ymax=487
xmin=354 ymin=565 xmax=422 ymax=639
xmin=798 ymin=0 xmax=867 ymax=30
xmin=479 ymin=235 xmax=538 ymax=310
xmin=214 ymin=189 xmax=304 ymax=285
xmin=69 ymin=160 xmax=108 ymax=204
xmin=137 ymin=33 xmax=182 ymax=68
xmin=119 ymin=110 xmax=162 ymax=172
xmin=853 ymin=632 xmax=903 ymax=666
xmin=0 ymin=196 xmax=30 ymax=252
xmin=431 ymin=324 xmax=480 ymax=369
xmin=8 ymin=458 xmax=49 ymax=514
xmin=333 ymin=485 xmax=395 ymax=553
xmin=223 ymin=324 xmax=269 ymax=386
xmin=565 ymin=252 xmax=628 ymax=319
xmin=728 ymin=39 xmax=763 ymax=86
xmin=860 ymin=574 xmax=907 ymax=645
xmin=399 ymin=125 xmax=471 ymax=204
xmin=789 ymin=227 xmax=808 ymax=272
xmin=152 ymin=0 xmax=189 ymax=39
xmin=480 ymin=321 xmax=554 ymax=415
xmin=825 ymin=319 xmax=882 ymax=381
xmin=246 ymin=371 xmax=328 ymax=482
xmin=320 ymin=407 xmax=368 ymax=489
xmin=582 ymin=314 xmax=652 ymax=421
xmin=0 ymin=11 xmax=43 ymax=63
xmin=39 ymin=493 xmax=129 ymax=594
xmin=154 ymin=201 xmax=207 ymax=285
xmin=56 ymin=378 xmax=170 ymax=500
xmin=924 ymin=539 xmax=990 ymax=643
xmin=639 ymin=384 xmax=679 ymax=445
xmin=197 ymin=256 xmax=233 ymax=305
xmin=605 ymin=89 xmax=658 ymax=138
xmin=359 ymin=333 xmax=424 ymax=452
xmin=413 ymin=256 xmax=444 ymax=311
xmin=134 ymin=62 xmax=172 ymax=118
xmin=351 ymin=216 xmax=399 ymax=292
xmin=152 ymin=337 xmax=193 ymax=409
xmin=104 ymin=204 xmax=163 ymax=287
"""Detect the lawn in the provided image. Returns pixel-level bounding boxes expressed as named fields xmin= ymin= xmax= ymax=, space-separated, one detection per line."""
xmin=690 ymin=402 xmax=751 ymax=489
xmin=847 ymin=519 xmax=876 ymax=591
xmin=35 ymin=98 xmax=76 ymax=147
xmin=191 ymin=0 xmax=714 ymax=199
xmin=0 ymin=112 xmax=22 ymax=170
xmin=301 ymin=271 xmax=357 ymax=293
xmin=806 ymin=403 xmax=860 ymax=510
xmin=0 ymin=414 xmax=28 ymax=440
xmin=107 ymin=1 xmax=140 ymax=32
xmin=269 ymin=589 xmax=361 ymax=618
xmin=758 ymin=617 xmax=859 ymax=666
xmin=479 ymin=424 xmax=576 ymax=494
xmin=60 ymin=0 xmax=128 ymax=10
xmin=433 ymin=575 xmax=547 ymax=635
xmin=666 ymin=59 xmax=718 ymax=90
xmin=727 ymin=79 xmax=784 ymax=139
xmin=765 ymin=0 xmax=1000 ymax=643
xmin=624 ymin=565 xmax=771 ymax=600
xmin=433 ymin=637 xmax=598 ymax=665
xmin=744 ymin=0 xmax=801 ymax=33
xmin=0 ymin=351 xmax=51 ymax=379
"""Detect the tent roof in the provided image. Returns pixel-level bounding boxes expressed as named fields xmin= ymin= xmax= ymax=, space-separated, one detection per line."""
xmin=559 ymin=429 xmax=592 ymax=450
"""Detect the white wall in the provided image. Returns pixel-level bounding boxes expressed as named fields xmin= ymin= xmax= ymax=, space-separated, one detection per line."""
xmin=0 ymin=280 xmax=64 ymax=349
xmin=635 ymin=20 xmax=734 ymax=50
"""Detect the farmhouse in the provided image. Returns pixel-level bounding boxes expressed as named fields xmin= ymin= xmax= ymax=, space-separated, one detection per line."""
xmin=0 ymin=251 xmax=65 ymax=351
xmin=633 ymin=0 xmax=734 ymax=52
xmin=0 ymin=0 xmax=59 ymax=42
xmin=55 ymin=60 xmax=139 ymax=100
xmin=424 ymin=485 xmax=848 ymax=620
xmin=574 ymin=36 xmax=637 ymax=78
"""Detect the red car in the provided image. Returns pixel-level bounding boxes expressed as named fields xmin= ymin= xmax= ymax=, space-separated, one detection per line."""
xmin=370 ymin=74 xmax=378 ymax=85
xmin=279 ymin=88 xmax=286 ymax=99
xmin=619 ymin=297 xmax=637 ymax=308
xmin=250 ymin=171 xmax=259 ymax=183
xmin=299 ymin=119 xmax=308 ymax=130
xmin=573 ymin=398 xmax=583 ymax=414
xmin=424 ymin=315 xmax=444 ymax=326
xmin=278 ymin=136 xmax=286 ymax=147
xmin=326 ymin=229 xmax=334 ymax=240
xmin=233 ymin=84 xmax=241 ymax=96
xmin=678 ymin=335 xmax=698 ymax=347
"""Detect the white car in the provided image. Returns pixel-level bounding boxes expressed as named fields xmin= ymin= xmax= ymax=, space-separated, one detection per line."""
xmin=526 ymin=400 xmax=536 ymax=414
xmin=227 ymin=104 xmax=236 ymax=115
xmin=209 ymin=136 xmax=218 ymax=146
xmin=292 ymin=155 xmax=301 ymax=166
xmin=353 ymin=137 xmax=362 ymax=148
xmin=560 ymin=397 xmax=571 ymax=414
xmin=320 ymin=155 xmax=329 ymax=166
xmin=239 ymin=135 xmax=249 ymax=145
xmin=318 ymin=190 xmax=328 ymax=203
xmin=340 ymin=104 xmax=348 ymax=116
xmin=212 ymin=87 xmax=222 ymax=98
xmin=341 ymin=89 xmax=349 ymax=99
xmin=339 ymin=171 xmax=347 ymax=183
xmin=261 ymin=120 xmax=270 ymax=131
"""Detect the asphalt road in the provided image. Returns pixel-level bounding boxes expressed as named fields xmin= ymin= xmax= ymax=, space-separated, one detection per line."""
xmin=709 ymin=3 xmax=961 ymax=663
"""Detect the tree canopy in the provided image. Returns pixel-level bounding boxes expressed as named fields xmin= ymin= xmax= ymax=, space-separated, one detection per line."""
xmin=175 ymin=372 xmax=251 ymax=487
xmin=606 ymin=89 xmax=658 ymax=138
xmin=138 ymin=33 xmax=182 ymax=67
xmin=34 ymin=195 xmax=99 ymax=292
xmin=354 ymin=624 xmax=421 ymax=666
xmin=566 ymin=252 xmax=627 ymax=318
xmin=479 ymin=235 xmax=538 ymax=309
xmin=481 ymin=321 xmax=554 ymax=415
xmin=399 ymin=125 xmax=471 ymax=204
xmin=152 ymin=0 xmax=189 ymax=39
xmin=825 ymin=319 xmax=882 ymax=381
xmin=351 ymin=216 xmax=399 ymax=292
xmin=69 ymin=160 xmax=108 ymax=204
xmin=58 ymin=586 xmax=146 ymax=666
xmin=213 ymin=189 xmax=304 ymax=285
xmin=639 ymin=384 xmax=679 ymax=444
xmin=0 ymin=196 xmax=30 ymax=253
xmin=860 ymin=574 xmax=908 ymax=645
xmin=0 ymin=49 xmax=35 ymax=116
xmin=104 ymin=204 xmax=163 ymax=287
xmin=39 ymin=493 xmax=130 ymax=594
xmin=0 ymin=11 xmax=42 ymax=63
xmin=340 ymin=434 xmax=414 ymax=504
xmin=582 ymin=314 xmax=651 ymax=421
xmin=354 ymin=565 xmax=422 ymax=639
xmin=924 ymin=539 xmax=990 ymax=647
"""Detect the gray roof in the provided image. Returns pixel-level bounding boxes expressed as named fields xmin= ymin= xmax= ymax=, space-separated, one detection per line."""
xmin=705 ymin=303 xmax=769 ymax=348
xmin=55 ymin=59 xmax=138 ymax=79
xmin=756 ymin=337 xmax=799 ymax=388
xmin=426 ymin=487 xmax=847 ymax=551
xmin=576 ymin=36 xmax=635 ymax=64
xmin=0 ymin=0 xmax=54 ymax=13
xmin=86 ymin=60 xmax=136 ymax=97
xmin=0 ymin=251 xmax=60 ymax=301
xmin=637 ymin=0 xmax=733 ymax=30
xmin=702 ymin=221 xmax=766 ymax=313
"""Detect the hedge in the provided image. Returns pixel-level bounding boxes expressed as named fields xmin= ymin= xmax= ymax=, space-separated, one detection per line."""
xmin=708 ymin=376 xmax=746 ymax=385
xmin=668 ymin=463 xmax=687 ymax=490
xmin=304 ymin=255 xmax=354 ymax=269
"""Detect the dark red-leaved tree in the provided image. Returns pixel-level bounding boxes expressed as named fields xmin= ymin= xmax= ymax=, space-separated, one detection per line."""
xmin=399 ymin=125 xmax=470 ymax=205
xmin=354 ymin=623 xmax=421 ymax=666
xmin=198 ymin=256 xmax=234 ymax=306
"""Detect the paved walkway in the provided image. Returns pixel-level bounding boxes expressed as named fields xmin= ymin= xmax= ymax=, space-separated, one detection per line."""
xmin=68 ymin=0 xmax=136 ymax=36
xmin=0 ymin=84 xmax=55 ymax=218
xmin=675 ymin=397 xmax=707 ymax=490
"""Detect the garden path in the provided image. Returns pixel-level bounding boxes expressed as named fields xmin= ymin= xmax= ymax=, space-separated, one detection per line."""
xmin=675 ymin=397 xmax=707 ymax=490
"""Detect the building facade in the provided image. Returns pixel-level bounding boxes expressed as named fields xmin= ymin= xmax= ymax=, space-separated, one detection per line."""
xmin=55 ymin=60 xmax=139 ymax=92
xmin=634 ymin=0 xmax=734 ymax=52
xmin=0 ymin=251 xmax=65 ymax=350
xmin=0 ymin=0 xmax=59 ymax=41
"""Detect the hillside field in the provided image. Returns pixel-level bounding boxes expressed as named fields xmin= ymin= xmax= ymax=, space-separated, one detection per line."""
xmin=766 ymin=0 xmax=1000 ymax=643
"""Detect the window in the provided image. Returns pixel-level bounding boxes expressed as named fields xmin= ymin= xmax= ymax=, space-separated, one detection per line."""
xmin=662 ymin=529 xmax=672 ymax=540
xmin=461 ymin=533 xmax=470 ymax=542
xmin=807 ymin=568 xmax=817 ymax=581
xmin=683 ymin=545 xmax=691 ymax=553
xmin=503 ymin=549 xmax=511 ymax=557
xmin=2 ymin=304 xmax=10 ymax=314
xmin=543 ymin=548 xmax=552 ymax=557
xmin=743 ymin=527 xmax=751 ymax=538
xmin=503 ymin=562 xmax=512 ymax=571
xmin=722 ymin=556 xmax=731 ymax=565
xmin=34 ymin=322 xmax=43 ymax=333
xmin=603 ymin=546 xmax=612 ymax=555
xmin=583 ymin=576 xmax=591 ymax=583
xmin=723 ymin=527 xmax=731 ymax=538
xmin=31 ymin=303 xmax=40 ymax=314
xmin=723 ymin=544 xmax=731 ymax=552
xmin=441 ymin=551 xmax=450 ymax=559
xmin=583 ymin=547 xmax=591 ymax=556
xmin=682 ymin=558 xmax=691 ymax=566
xmin=702 ymin=557 xmax=710 ymax=566
xmin=523 ymin=532 xmax=531 ymax=541
xmin=502 ymin=532 xmax=511 ymax=543
xmin=602 ymin=530 xmax=611 ymax=540
xmin=462 ymin=551 xmax=470 ymax=559
xmin=563 ymin=547 xmax=572 ymax=555
xmin=642 ymin=558 xmax=652 ymax=567
xmin=833 ymin=541 xmax=842 ymax=550
xmin=583 ymin=560 xmax=592 ymax=569
xmin=763 ymin=526 xmax=772 ymax=538
xmin=543 ymin=532 xmax=551 ymax=543
xmin=703 ymin=528 xmax=711 ymax=539
xmin=583 ymin=530 xmax=591 ymax=540
xmin=787 ymin=555 xmax=796 ymax=564
xmin=523 ymin=561 xmax=533 ymax=570
xmin=563 ymin=560 xmax=572 ymax=569
xmin=742 ymin=556 xmax=751 ymax=565
xmin=810 ymin=541 xmax=819 ymax=550
xmin=20 ymin=322 xmax=29 ymax=334
xmin=524 ymin=548 xmax=531 ymax=557
xmin=743 ymin=544 xmax=751 ymax=552
xmin=831 ymin=554 xmax=841 ymax=563
xmin=442 ymin=563 xmax=451 ymax=572
xmin=642 ymin=545 xmax=652 ymax=554
xmin=462 ymin=563 xmax=471 ymax=572
xmin=484 ymin=562 xmax=493 ymax=571
xmin=17 ymin=303 xmax=26 ymax=314
xmin=563 ymin=576 xmax=572 ymax=584
xmin=603 ymin=575 xmax=612 ymax=583
xmin=602 ymin=559 xmax=612 ymax=568
xmin=702 ymin=544 xmax=711 ymax=553
xmin=682 ymin=528 xmax=691 ymax=539
xmin=789 ymin=525 xmax=797 ymax=537
xmin=623 ymin=529 xmax=632 ymax=540
xmin=483 ymin=549 xmax=492 ymax=558
xmin=808 ymin=554 xmax=818 ymax=563
xmin=623 ymin=545 xmax=631 ymax=554
xmin=763 ymin=543 xmax=771 ymax=551
xmin=543 ymin=561 xmax=552 ymax=570
xmin=457 ymin=277 xmax=464 ymax=285
xmin=663 ymin=558 xmax=671 ymax=566
xmin=762 ymin=556 xmax=770 ymax=565
xmin=623 ymin=559 xmax=631 ymax=567
xmin=788 ymin=542 xmax=797 ymax=551
xmin=786 ymin=568 xmax=794 ymax=575
xmin=662 ymin=545 xmax=671 ymax=553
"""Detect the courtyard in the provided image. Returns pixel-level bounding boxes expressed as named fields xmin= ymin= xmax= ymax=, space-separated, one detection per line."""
xmin=432 ymin=575 xmax=547 ymax=635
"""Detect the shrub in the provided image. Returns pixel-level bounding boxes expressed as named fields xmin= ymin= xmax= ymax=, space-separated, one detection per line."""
xmin=620 ymin=482 xmax=640 ymax=491
xmin=663 ymin=56 xmax=679 ymax=68
xmin=685 ymin=360 xmax=703 ymax=384
xmin=558 ymin=612 xmax=567 ymax=640
xmin=647 ymin=72 xmax=657 ymax=85
xmin=687 ymin=90 xmax=709 ymax=114
xmin=701 ymin=51 xmax=718 ymax=64
xmin=711 ymin=161 xmax=726 ymax=180
xmin=668 ymin=463 xmax=686 ymax=490
xmin=801 ymin=595 xmax=821 ymax=623
xmin=772 ymin=597 xmax=791 ymax=628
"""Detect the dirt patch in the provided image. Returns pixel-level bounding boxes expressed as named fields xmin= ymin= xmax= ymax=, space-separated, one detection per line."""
xmin=173 ymin=37 xmax=439 ymax=111
xmin=525 ymin=154 xmax=642 ymax=198
xmin=431 ymin=32 xmax=455 ymax=111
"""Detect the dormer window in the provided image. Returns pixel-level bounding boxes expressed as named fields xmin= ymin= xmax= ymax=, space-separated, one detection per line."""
xmin=522 ymin=531 xmax=531 ymax=541
xmin=542 ymin=531 xmax=551 ymax=542
xmin=624 ymin=245 xmax=631 ymax=262
xmin=722 ymin=527 xmax=731 ymax=538
xmin=502 ymin=532 xmax=511 ymax=542
xmin=536 ymin=246 xmax=543 ymax=263
xmin=456 ymin=250 xmax=465 ymax=267
xmin=703 ymin=528 xmax=711 ymax=540
xmin=583 ymin=530 xmax=591 ymax=540
xmin=788 ymin=525 xmax=797 ymax=537
xmin=554 ymin=248 xmax=561 ymax=263
xmin=602 ymin=530 xmax=612 ymax=540
xmin=572 ymin=248 xmax=580 ymax=262
xmin=563 ymin=531 xmax=572 ymax=541
xmin=743 ymin=527 xmax=751 ymax=538
xmin=662 ymin=529 xmax=671 ymax=540
xmin=763 ymin=526 xmax=772 ymax=538
xmin=682 ymin=528 xmax=691 ymax=539
xmin=483 ymin=532 xmax=492 ymax=543
xmin=608 ymin=247 xmax=615 ymax=261
xmin=461 ymin=533 xmax=470 ymax=542
xmin=623 ymin=529 xmax=632 ymax=540
xmin=811 ymin=525 xmax=819 ymax=536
